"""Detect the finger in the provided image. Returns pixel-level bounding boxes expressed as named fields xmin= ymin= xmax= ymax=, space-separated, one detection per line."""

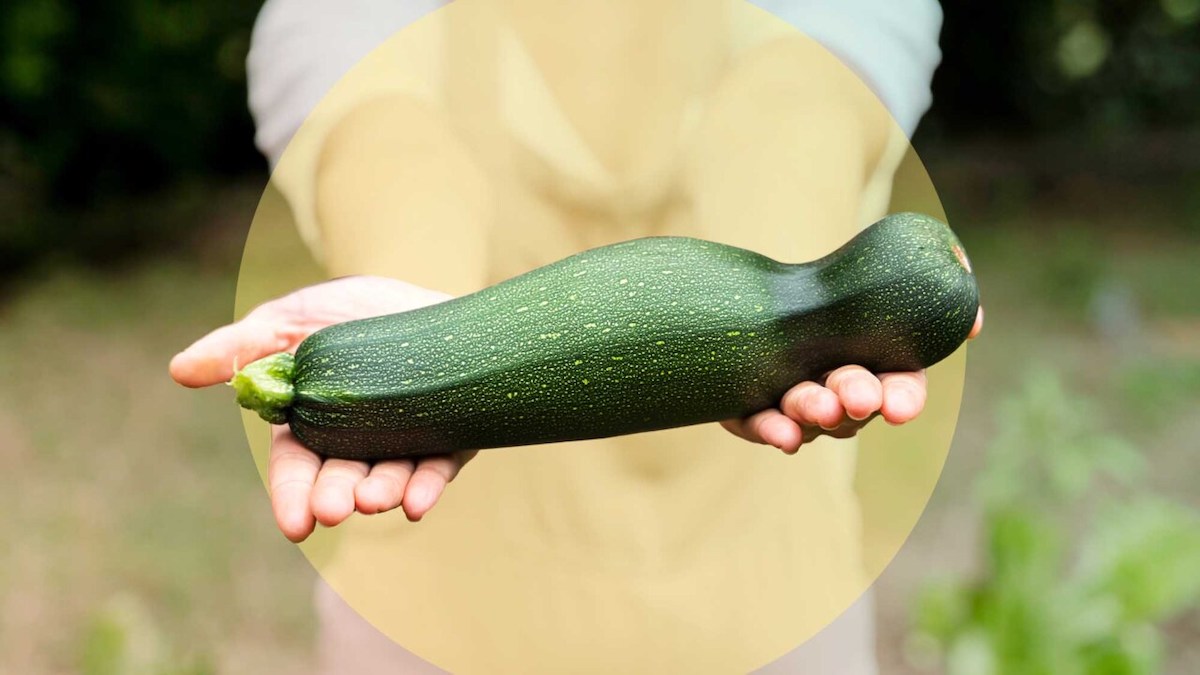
xmin=969 ymin=306 xmax=984 ymax=339
xmin=721 ymin=408 xmax=802 ymax=453
xmin=268 ymin=427 xmax=322 ymax=542
xmin=825 ymin=365 xmax=884 ymax=421
xmin=720 ymin=410 xmax=767 ymax=444
xmin=802 ymin=413 xmax=877 ymax=441
xmin=879 ymin=371 xmax=928 ymax=425
xmin=169 ymin=316 xmax=292 ymax=388
xmin=756 ymin=410 xmax=803 ymax=454
xmin=310 ymin=458 xmax=370 ymax=527
xmin=402 ymin=452 xmax=476 ymax=521
xmin=780 ymin=382 xmax=844 ymax=430
xmin=355 ymin=460 xmax=416 ymax=514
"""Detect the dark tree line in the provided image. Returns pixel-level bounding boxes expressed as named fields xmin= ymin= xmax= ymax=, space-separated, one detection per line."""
xmin=928 ymin=0 xmax=1200 ymax=136
xmin=1 ymin=1 xmax=1197 ymax=272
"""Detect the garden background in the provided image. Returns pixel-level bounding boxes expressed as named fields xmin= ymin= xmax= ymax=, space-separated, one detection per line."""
xmin=1 ymin=2 xmax=1198 ymax=673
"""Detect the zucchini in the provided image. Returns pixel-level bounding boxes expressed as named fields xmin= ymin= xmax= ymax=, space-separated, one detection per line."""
xmin=233 ymin=212 xmax=979 ymax=460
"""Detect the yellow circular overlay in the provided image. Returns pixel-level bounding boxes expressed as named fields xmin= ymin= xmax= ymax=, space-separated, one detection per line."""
xmin=237 ymin=1 xmax=967 ymax=671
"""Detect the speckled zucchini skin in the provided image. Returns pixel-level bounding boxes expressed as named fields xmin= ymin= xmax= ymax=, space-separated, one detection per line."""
xmin=285 ymin=212 xmax=979 ymax=459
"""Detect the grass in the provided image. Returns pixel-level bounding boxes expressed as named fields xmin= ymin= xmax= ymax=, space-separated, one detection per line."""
xmin=0 ymin=184 xmax=317 ymax=674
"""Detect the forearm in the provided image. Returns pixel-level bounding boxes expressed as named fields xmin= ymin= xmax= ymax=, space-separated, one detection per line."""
xmin=315 ymin=94 xmax=493 ymax=295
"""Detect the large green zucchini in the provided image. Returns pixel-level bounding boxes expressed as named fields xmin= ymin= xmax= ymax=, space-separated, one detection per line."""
xmin=233 ymin=212 xmax=979 ymax=460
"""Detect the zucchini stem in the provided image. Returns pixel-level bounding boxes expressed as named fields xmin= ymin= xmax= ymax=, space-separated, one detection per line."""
xmin=229 ymin=352 xmax=296 ymax=425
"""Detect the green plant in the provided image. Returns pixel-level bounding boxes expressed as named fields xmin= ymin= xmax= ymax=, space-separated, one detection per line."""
xmin=79 ymin=594 xmax=214 ymax=675
xmin=908 ymin=370 xmax=1200 ymax=675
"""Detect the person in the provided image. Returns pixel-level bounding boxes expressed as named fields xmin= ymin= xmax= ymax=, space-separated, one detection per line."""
xmin=171 ymin=0 xmax=981 ymax=671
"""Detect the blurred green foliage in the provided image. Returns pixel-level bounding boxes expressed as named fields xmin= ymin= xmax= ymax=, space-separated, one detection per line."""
xmin=931 ymin=0 xmax=1200 ymax=136
xmin=1116 ymin=358 xmax=1200 ymax=427
xmin=908 ymin=370 xmax=1200 ymax=675
xmin=0 ymin=0 xmax=261 ymax=273
xmin=80 ymin=594 xmax=214 ymax=675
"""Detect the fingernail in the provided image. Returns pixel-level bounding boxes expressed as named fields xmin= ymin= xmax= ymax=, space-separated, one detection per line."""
xmin=846 ymin=382 xmax=873 ymax=420
xmin=815 ymin=391 xmax=840 ymax=430
xmin=852 ymin=379 xmax=874 ymax=396
xmin=887 ymin=388 xmax=919 ymax=424
xmin=408 ymin=485 xmax=429 ymax=509
xmin=893 ymin=389 xmax=915 ymax=412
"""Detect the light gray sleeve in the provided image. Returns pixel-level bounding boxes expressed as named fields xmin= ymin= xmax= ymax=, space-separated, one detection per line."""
xmin=246 ymin=0 xmax=448 ymax=167
xmin=246 ymin=0 xmax=942 ymax=166
xmin=748 ymin=0 xmax=944 ymax=137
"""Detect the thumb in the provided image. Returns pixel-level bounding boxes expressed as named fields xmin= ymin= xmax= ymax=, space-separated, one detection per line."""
xmin=169 ymin=317 xmax=293 ymax=388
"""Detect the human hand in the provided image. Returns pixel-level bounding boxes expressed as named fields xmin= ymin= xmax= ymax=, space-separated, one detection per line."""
xmin=721 ymin=307 xmax=985 ymax=453
xmin=169 ymin=276 xmax=475 ymax=542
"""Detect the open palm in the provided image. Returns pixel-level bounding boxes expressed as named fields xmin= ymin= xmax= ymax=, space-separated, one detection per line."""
xmin=170 ymin=276 xmax=474 ymax=542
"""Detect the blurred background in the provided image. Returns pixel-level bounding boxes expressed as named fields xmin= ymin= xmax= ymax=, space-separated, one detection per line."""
xmin=1 ymin=1 xmax=1198 ymax=673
